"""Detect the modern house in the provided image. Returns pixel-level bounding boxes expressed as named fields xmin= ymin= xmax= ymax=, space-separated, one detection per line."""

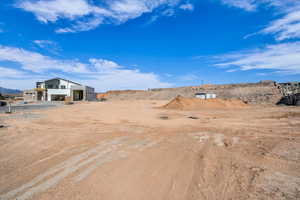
xmin=23 ymin=78 xmax=95 ymax=102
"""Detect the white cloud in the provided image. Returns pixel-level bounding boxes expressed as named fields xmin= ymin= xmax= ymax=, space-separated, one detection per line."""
xmin=220 ymin=0 xmax=299 ymax=12
xmin=179 ymin=3 xmax=194 ymax=11
xmin=0 ymin=78 xmax=49 ymax=90
xmin=261 ymin=0 xmax=298 ymax=9
xmin=34 ymin=40 xmax=56 ymax=47
xmin=55 ymin=17 xmax=103 ymax=33
xmin=0 ymin=45 xmax=171 ymax=91
xmin=89 ymin=58 xmax=121 ymax=72
xmin=17 ymin=0 xmax=193 ymax=33
xmin=17 ymin=0 xmax=97 ymax=23
xmin=145 ymin=7 xmax=176 ymax=24
xmin=161 ymin=8 xmax=175 ymax=17
xmin=219 ymin=0 xmax=300 ymax=40
xmin=0 ymin=45 xmax=90 ymax=73
xmin=81 ymin=58 xmax=172 ymax=91
xmin=108 ymin=0 xmax=153 ymax=21
xmin=81 ymin=69 xmax=171 ymax=91
xmin=215 ymin=42 xmax=300 ymax=74
xmin=0 ymin=66 xmax=27 ymax=78
xmin=262 ymin=7 xmax=300 ymax=40
xmin=33 ymin=40 xmax=61 ymax=54
xmin=226 ymin=69 xmax=238 ymax=73
xmin=220 ymin=0 xmax=257 ymax=11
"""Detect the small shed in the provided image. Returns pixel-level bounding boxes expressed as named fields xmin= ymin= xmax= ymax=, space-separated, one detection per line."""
xmin=195 ymin=93 xmax=217 ymax=99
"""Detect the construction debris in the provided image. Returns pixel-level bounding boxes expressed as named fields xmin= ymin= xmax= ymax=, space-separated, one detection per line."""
xmin=159 ymin=115 xmax=169 ymax=120
xmin=277 ymin=93 xmax=300 ymax=106
xmin=188 ymin=116 xmax=199 ymax=119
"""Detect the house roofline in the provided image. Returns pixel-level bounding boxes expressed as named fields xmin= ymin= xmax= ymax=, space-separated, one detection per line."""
xmin=43 ymin=77 xmax=82 ymax=86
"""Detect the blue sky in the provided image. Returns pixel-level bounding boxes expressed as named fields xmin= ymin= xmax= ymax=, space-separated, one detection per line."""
xmin=0 ymin=0 xmax=300 ymax=92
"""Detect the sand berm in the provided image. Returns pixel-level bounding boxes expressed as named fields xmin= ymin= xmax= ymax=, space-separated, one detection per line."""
xmin=162 ymin=95 xmax=248 ymax=110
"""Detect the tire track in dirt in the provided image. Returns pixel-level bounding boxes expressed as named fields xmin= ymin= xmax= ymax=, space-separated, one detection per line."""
xmin=0 ymin=136 xmax=159 ymax=200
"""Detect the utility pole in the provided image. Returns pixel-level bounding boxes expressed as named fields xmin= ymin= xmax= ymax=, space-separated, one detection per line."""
xmin=8 ymin=101 xmax=11 ymax=113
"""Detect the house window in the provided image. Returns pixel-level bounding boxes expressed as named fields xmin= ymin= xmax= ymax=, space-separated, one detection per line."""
xmin=61 ymin=85 xmax=66 ymax=89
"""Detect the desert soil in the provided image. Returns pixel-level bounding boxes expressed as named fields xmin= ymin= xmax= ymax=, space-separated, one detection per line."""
xmin=0 ymin=100 xmax=300 ymax=200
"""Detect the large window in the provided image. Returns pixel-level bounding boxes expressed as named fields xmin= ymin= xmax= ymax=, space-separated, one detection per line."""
xmin=61 ymin=85 xmax=66 ymax=89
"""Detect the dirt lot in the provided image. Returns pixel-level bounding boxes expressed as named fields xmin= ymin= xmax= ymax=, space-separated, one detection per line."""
xmin=0 ymin=100 xmax=300 ymax=200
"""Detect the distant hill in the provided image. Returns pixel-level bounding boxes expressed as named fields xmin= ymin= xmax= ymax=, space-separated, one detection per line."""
xmin=0 ymin=87 xmax=22 ymax=94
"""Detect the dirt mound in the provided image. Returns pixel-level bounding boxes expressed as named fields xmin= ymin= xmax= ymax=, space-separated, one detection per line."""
xmin=200 ymin=84 xmax=214 ymax=88
xmin=162 ymin=95 xmax=248 ymax=110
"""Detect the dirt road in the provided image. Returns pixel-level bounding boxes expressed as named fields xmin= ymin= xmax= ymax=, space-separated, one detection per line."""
xmin=0 ymin=101 xmax=299 ymax=200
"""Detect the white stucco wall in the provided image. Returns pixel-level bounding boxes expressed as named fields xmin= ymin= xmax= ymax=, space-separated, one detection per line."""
xmin=47 ymin=89 xmax=70 ymax=101
xmin=70 ymin=85 xmax=85 ymax=90
xmin=59 ymin=79 xmax=79 ymax=89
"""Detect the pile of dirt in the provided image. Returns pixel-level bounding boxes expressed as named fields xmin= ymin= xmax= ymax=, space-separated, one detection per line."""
xmin=162 ymin=95 xmax=248 ymax=110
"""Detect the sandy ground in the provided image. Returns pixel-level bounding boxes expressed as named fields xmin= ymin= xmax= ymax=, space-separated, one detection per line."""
xmin=0 ymin=100 xmax=300 ymax=200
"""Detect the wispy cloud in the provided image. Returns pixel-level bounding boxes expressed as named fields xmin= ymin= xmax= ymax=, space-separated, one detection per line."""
xmin=0 ymin=66 xmax=28 ymax=78
xmin=262 ymin=6 xmax=300 ymax=40
xmin=0 ymin=45 xmax=172 ymax=90
xmin=219 ymin=1 xmax=300 ymax=41
xmin=33 ymin=40 xmax=61 ymax=54
xmin=16 ymin=0 xmax=98 ymax=23
xmin=17 ymin=0 xmax=193 ymax=33
xmin=0 ymin=45 xmax=90 ymax=73
xmin=179 ymin=3 xmax=194 ymax=11
xmin=220 ymin=0 xmax=257 ymax=11
xmin=145 ymin=7 xmax=178 ymax=25
xmin=34 ymin=40 xmax=57 ymax=48
xmin=219 ymin=0 xmax=298 ymax=12
xmin=55 ymin=17 xmax=104 ymax=33
xmin=215 ymin=42 xmax=300 ymax=74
